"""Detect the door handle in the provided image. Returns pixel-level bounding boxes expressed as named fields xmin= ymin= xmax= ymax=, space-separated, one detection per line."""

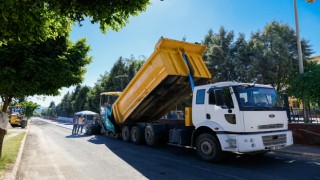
xmin=206 ymin=113 xmax=211 ymax=119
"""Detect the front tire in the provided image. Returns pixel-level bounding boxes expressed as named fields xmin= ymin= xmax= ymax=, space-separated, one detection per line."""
xmin=20 ymin=120 xmax=27 ymax=129
xmin=196 ymin=133 xmax=223 ymax=162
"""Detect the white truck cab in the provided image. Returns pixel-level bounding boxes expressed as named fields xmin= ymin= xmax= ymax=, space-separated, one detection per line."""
xmin=192 ymin=82 xmax=293 ymax=161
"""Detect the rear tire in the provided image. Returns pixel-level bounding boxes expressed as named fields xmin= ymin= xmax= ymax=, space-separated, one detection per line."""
xmin=121 ymin=126 xmax=130 ymax=142
xmin=145 ymin=125 xmax=157 ymax=146
xmin=130 ymin=126 xmax=144 ymax=144
xmin=196 ymin=133 xmax=223 ymax=162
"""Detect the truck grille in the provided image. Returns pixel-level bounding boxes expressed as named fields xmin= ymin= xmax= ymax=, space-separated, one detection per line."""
xmin=262 ymin=134 xmax=286 ymax=146
xmin=258 ymin=124 xmax=284 ymax=129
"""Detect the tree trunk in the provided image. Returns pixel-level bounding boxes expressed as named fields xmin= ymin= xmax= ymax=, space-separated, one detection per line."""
xmin=0 ymin=128 xmax=6 ymax=158
xmin=0 ymin=94 xmax=12 ymax=157
xmin=1 ymin=94 xmax=12 ymax=112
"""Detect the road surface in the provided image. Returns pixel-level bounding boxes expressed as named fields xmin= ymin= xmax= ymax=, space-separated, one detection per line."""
xmin=16 ymin=118 xmax=320 ymax=180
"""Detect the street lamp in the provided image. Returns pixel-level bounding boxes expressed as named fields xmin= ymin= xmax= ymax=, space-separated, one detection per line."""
xmin=293 ymin=0 xmax=315 ymax=122
xmin=294 ymin=0 xmax=304 ymax=74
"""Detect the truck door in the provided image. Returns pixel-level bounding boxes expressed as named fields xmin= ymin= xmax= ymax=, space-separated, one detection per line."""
xmin=206 ymin=87 xmax=242 ymax=132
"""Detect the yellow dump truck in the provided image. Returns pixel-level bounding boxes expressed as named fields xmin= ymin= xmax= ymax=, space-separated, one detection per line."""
xmin=97 ymin=37 xmax=293 ymax=162
xmin=9 ymin=106 xmax=28 ymax=128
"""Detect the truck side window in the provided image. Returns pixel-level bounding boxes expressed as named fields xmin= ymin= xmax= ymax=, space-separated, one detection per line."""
xmin=215 ymin=87 xmax=234 ymax=109
xmin=209 ymin=92 xmax=216 ymax=105
xmin=196 ymin=89 xmax=205 ymax=104
xmin=222 ymin=87 xmax=234 ymax=109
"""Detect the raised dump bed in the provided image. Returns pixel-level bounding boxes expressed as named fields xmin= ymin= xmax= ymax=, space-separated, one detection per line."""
xmin=111 ymin=38 xmax=211 ymax=125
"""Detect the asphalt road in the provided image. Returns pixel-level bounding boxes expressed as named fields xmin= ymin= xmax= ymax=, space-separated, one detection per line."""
xmin=16 ymin=118 xmax=320 ymax=180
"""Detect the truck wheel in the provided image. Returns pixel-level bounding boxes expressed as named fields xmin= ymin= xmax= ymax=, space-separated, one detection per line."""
xmin=21 ymin=120 xmax=27 ymax=129
xmin=85 ymin=126 xmax=92 ymax=135
xmin=130 ymin=126 xmax=143 ymax=144
xmin=145 ymin=125 xmax=157 ymax=146
xmin=121 ymin=126 xmax=130 ymax=142
xmin=196 ymin=133 xmax=222 ymax=162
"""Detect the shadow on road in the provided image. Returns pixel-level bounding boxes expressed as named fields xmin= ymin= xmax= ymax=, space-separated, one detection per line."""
xmin=65 ymin=134 xmax=88 ymax=138
xmin=82 ymin=134 xmax=310 ymax=179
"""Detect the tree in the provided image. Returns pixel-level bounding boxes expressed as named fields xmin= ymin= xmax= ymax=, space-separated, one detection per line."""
xmin=287 ymin=62 xmax=320 ymax=105
xmin=232 ymin=33 xmax=254 ymax=82
xmin=203 ymin=22 xmax=312 ymax=92
xmin=0 ymin=36 xmax=92 ymax=113
xmin=70 ymin=85 xmax=82 ymax=113
xmin=19 ymin=101 xmax=40 ymax=119
xmin=203 ymin=27 xmax=236 ymax=82
xmin=0 ymin=0 xmax=150 ymax=45
xmin=56 ymin=57 xmax=145 ymax=116
xmin=248 ymin=21 xmax=312 ymax=91
xmin=73 ymin=86 xmax=90 ymax=112
xmin=85 ymin=85 xmax=104 ymax=113
xmin=56 ymin=92 xmax=73 ymax=117
xmin=102 ymin=57 xmax=129 ymax=91
xmin=41 ymin=101 xmax=57 ymax=117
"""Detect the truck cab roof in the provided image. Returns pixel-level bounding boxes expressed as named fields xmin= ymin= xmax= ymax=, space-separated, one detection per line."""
xmin=195 ymin=81 xmax=273 ymax=90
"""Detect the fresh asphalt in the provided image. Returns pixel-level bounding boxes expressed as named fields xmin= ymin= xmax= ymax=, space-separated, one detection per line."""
xmin=37 ymin=117 xmax=320 ymax=159
xmin=6 ymin=117 xmax=320 ymax=179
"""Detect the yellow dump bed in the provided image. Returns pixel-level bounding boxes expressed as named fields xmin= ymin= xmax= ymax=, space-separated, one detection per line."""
xmin=112 ymin=38 xmax=211 ymax=125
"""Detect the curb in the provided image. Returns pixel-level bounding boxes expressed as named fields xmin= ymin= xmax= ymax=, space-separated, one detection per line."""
xmin=4 ymin=126 xmax=29 ymax=180
xmin=35 ymin=118 xmax=72 ymax=130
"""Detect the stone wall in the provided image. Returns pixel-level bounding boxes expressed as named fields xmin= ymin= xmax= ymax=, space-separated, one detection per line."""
xmin=289 ymin=123 xmax=320 ymax=146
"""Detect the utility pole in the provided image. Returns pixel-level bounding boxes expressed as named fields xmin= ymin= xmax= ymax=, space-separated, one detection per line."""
xmin=293 ymin=0 xmax=314 ymax=123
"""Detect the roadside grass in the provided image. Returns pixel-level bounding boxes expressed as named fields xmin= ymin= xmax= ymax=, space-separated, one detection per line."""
xmin=0 ymin=132 xmax=26 ymax=171
xmin=4 ymin=132 xmax=12 ymax=137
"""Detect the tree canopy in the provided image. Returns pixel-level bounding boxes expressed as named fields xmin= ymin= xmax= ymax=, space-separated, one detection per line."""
xmin=287 ymin=62 xmax=320 ymax=105
xmin=19 ymin=101 xmax=40 ymax=119
xmin=203 ymin=21 xmax=312 ymax=92
xmin=0 ymin=36 xmax=92 ymax=112
xmin=55 ymin=57 xmax=144 ymax=117
xmin=0 ymin=0 xmax=150 ymax=45
xmin=52 ymin=21 xmax=316 ymax=117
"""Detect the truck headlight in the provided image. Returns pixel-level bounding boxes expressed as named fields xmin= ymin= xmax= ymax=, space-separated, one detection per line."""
xmin=226 ymin=139 xmax=237 ymax=148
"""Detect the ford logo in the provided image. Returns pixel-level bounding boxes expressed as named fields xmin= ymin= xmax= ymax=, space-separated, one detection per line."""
xmin=269 ymin=114 xmax=275 ymax=118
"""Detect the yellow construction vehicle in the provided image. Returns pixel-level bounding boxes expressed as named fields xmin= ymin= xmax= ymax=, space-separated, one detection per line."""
xmin=8 ymin=106 xmax=28 ymax=128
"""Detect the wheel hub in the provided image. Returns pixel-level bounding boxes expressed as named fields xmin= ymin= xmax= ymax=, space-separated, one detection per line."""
xmin=201 ymin=141 xmax=213 ymax=155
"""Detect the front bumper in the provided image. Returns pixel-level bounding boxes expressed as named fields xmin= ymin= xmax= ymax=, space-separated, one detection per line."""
xmin=218 ymin=130 xmax=293 ymax=153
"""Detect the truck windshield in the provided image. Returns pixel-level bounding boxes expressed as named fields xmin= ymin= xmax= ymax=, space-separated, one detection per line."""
xmin=234 ymin=86 xmax=284 ymax=110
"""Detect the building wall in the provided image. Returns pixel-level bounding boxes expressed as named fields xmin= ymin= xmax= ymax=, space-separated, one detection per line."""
xmin=310 ymin=55 xmax=320 ymax=64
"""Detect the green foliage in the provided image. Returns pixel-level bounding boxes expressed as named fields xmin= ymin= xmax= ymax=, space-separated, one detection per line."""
xmin=85 ymin=85 xmax=104 ymax=113
xmin=0 ymin=36 xmax=92 ymax=111
xmin=203 ymin=27 xmax=236 ymax=82
xmin=19 ymin=101 xmax=40 ymax=119
xmin=287 ymin=62 xmax=320 ymax=105
xmin=249 ymin=21 xmax=312 ymax=91
xmin=73 ymin=86 xmax=90 ymax=112
xmin=56 ymin=57 xmax=144 ymax=116
xmin=232 ymin=33 xmax=254 ymax=82
xmin=0 ymin=132 xmax=26 ymax=171
xmin=56 ymin=92 xmax=73 ymax=117
xmin=0 ymin=0 xmax=150 ymax=45
xmin=203 ymin=21 xmax=312 ymax=93
xmin=41 ymin=101 xmax=57 ymax=117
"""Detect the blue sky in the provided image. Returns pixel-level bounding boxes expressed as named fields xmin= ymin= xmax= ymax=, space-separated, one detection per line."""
xmin=31 ymin=0 xmax=320 ymax=107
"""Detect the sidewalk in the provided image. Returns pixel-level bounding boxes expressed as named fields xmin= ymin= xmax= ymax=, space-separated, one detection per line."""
xmin=274 ymin=144 xmax=320 ymax=158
